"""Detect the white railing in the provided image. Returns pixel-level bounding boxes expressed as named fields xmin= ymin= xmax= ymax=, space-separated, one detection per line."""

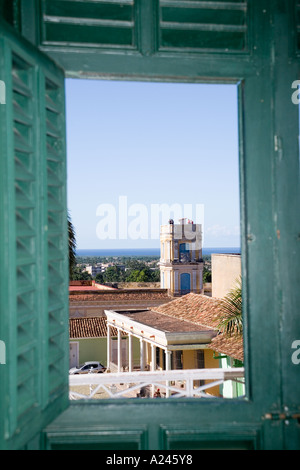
xmin=69 ymin=368 xmax=245 ymax=400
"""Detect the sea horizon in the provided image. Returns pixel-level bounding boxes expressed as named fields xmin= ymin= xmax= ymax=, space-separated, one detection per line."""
xmin=76 ymin=247 xmax=241 ymax=257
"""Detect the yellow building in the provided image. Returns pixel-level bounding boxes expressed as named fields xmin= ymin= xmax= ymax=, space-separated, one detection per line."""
xmin=105 ymin=294 xmax=229 ymax=397
xmin=160 ymin=219 xmax=203 ymax=296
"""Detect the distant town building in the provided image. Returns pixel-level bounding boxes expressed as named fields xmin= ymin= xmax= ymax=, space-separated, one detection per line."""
xmin=83 ymin=263 xmax=126 ymax=277
xmin=159 ymin=219 xmax=203 ymax=296
xmin=83 ymin=265 xmax=103 ymax=277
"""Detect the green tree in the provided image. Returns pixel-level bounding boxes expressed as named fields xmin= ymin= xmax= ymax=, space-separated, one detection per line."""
xmin=218 ymin=277 xmax=243 ymax=336
xmin=126 ymin=259 xmax=147 ymax=271
xmin=125 ymin=266 xmax=160 ymax=283
xmin=103 ymin=266 xmax=122 ymax=283
xmin=70 ymin=267 xmax=92 ymax=281
xmin=125 ymin=269 xmax=141 ymax=282
xmin=95 ymin=272 xmax=104 ymax=284
xmin=203 ymin=267 xmax=211 ymax=283
xmin=68 ymin=212 xmax=76 ymax=278
xmin=151 ymin=269 xmax=160 ymax=282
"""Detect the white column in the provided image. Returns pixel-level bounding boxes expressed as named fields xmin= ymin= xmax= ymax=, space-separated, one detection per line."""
xmin=128 ymin=333 xmax=133 ymax=373
xmin=117 ymin=328 xmax=122 ymax=373
xmin=107 ymin=324 xmax=111 ymax=370
xmin=166 ymin=241 xmax=170 ymax=261
xmin=165 ymin=350 xmax=172 ymax=371
xmin=151 ymin=344 xmax=156 ymax=398
xmin=165 ymin=350 xmax=172 ymax=398
xmin=140 ymin=338 xmax=145 ymax=371
xmin=151 ymin=344 xmax=156 ymax=372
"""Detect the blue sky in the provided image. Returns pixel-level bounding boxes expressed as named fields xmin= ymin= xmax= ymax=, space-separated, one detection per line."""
xmin=66 ymin=79 xmax=240 ymax=249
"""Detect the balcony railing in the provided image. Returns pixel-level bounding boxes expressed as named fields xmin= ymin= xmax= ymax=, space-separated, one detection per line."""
xmin=69 ymin=368 xmax=245 ymax=400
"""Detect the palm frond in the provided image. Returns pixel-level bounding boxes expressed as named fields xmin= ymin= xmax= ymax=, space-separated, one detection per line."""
xmin=218 ymin=277 xmax=243 ymax=337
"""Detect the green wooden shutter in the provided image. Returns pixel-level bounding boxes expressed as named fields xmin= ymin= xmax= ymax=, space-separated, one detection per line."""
xmin=0 ymin=21 xmax=68 ymax=450
xmin=40 ymin=0 xmax=136 ymax=49
xmin=1 ymin=1 xmax=300 ymax=451
xmin=158 ymin=0 xmax=248 ymax=52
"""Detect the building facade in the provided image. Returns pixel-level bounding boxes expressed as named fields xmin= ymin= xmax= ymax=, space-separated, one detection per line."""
xmin=83 ymin=265 xmax=103 ymax=277
xmin=211 ymin=253 xmax=241 ymax=299
xmin=160 ymin=219 xmax=203 ymax=296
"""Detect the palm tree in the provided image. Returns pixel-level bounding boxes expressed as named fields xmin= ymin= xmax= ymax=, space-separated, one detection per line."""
xmin=68 ymin=212 xmax=76 ymax=278
xmin=217 ymin=277 xmax=242 ymax=337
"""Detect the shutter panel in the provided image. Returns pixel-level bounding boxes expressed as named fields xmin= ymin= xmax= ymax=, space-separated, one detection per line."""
xmin=0 ymin=23 xmax=68 ymax=450
xmin=40 ymin=0 xmax=136 ymax=49
xmin=45 ymin=77 xmax=69 ymax=400
xmin=159 ymin=0 xmax=248 ymax=53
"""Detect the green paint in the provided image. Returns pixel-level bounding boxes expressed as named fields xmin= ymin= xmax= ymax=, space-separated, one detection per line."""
xmin=0 ymin=0 xmax=300 ymax=450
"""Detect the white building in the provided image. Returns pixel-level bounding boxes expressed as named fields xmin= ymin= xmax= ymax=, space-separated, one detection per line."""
xmin=84 ymin=265 xmax=103 ymax=277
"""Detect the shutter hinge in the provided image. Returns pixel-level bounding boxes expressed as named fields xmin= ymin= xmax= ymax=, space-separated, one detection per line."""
xmin=264 ymin=410 xmax=300 ymax=422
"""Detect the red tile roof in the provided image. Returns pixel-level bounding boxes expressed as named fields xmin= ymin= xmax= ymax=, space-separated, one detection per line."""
xmin=119 ymin=310 xmax=215 ymax=333
xmin=154 ymin=293 xmax=222 ymax=330
xmin=69 ymin=285 xmax=100 ymax=292
xmin=154 ymin=293 xmax=244 ymax=361
xmin=69 ymin=289 xmax=171 ymax=303
xmin=210 ymin=333 xmax=244 ymax=362
xmin=69 ymin=281 xmax=117 ymax=292
xmin=69 ymin=317 xmax=122 ymax=339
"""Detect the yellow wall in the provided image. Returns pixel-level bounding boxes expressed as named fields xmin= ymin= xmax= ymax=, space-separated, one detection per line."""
xmin=183 ymin=350 xmax=195 ymax=369
xmin=204 ymin=349 xmax=221 ymax=397
xmin=181 ymin=349 xmax=221 ymax=397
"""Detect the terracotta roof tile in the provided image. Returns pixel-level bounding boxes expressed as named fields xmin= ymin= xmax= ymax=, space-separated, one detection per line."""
xmin=69 ymin=289 xmax=171 ymax=303
xmin=209 ymin=333 xmax=244 ymax=362
xmin=69 ymin=286 xmax=100 ymax=292
xmin=69 ymin=317 xmax=122 ymax=339
xmin=154 ymin=293 xmax=222 ymax=330
xmin=120 ymin=310 xmax=214 ymax=333
xmin=154 ymin=293 xmax=244 ymax=361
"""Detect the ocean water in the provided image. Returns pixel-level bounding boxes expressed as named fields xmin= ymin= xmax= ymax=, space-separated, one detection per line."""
xmin=76 ymin=247 xmax=240 ymax=257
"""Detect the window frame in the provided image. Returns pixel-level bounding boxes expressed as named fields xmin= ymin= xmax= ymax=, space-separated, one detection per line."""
xmin=1 ymin=0 xmax=300 ymax=450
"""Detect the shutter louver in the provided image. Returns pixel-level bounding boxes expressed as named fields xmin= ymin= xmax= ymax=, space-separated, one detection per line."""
xmin=41 ymin=0 xmax=136 ymax=49
xmin=159 ymin=0 xmax=248 ymax=53
xmin=0 ymin=25 xmax=68 ymax=450
xmin=45 ymin=79 xmax=69 ymax=399
xmin=13 ymin=53 xmax=41 ymax=423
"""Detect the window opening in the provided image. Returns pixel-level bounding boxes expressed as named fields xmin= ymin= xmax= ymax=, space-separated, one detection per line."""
xmin=66 ymin=79 xmax=244 ymax=401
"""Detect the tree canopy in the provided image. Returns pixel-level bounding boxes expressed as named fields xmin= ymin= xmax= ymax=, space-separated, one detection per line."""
xmin=68 ymin=213 xmax=76 ymax=278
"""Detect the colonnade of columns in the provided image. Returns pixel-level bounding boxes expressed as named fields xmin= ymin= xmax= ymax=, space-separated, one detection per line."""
xmin=107 ymin=324 xmax=173 ymax=397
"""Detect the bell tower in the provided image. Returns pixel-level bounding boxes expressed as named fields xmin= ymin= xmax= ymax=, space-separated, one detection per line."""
xmin=159 ymin=219 xmax=204 ymax=296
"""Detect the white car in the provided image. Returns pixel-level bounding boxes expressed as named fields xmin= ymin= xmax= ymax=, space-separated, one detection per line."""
xmin=69 ymin=361 xmax=106 ymax=375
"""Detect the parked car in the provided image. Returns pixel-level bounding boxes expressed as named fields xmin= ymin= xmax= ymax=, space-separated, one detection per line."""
xmin=69 ymin=361 xmax=106 ymax=375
